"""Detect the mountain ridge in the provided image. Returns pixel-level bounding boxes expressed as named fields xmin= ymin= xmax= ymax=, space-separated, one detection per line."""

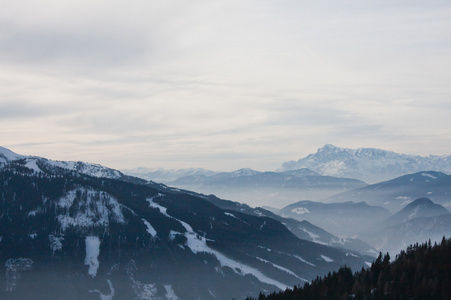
xmin=280 ymin=144 xmax=451 ymax=183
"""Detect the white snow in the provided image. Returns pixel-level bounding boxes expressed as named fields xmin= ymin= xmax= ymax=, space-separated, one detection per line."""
xmin=132 ymin=282 xmax=158 ymax=299
xmin=85 ymin=236 xmax=101 ymax=277
xmin=331 ymin=237 xmax=348 ymax=246
xmin=164 ymin=285 xmax=179 ymax=300
xmin=320 ymin=255 xmax=334 ymax=262
xmin=49 ymin=235 xmax=64 ymax=254
xmin=149 ymin=198 xmax=289 ymax=290
xmin=24 ymin=159 xmax=41 ymax=173
xmin=256 ymin=257 xmax=309 ymax=283
xmin=27 ymin=208 xmax=42 ymax=217
xmin=300 ymin=228 xmax=327 ymax=245
xmin=90 ymin=279 xmax=115 ymax=300
xmin=291 ymin=207 xmax=310 ymax=215
xmin=224 ymin=212 xmax=238 ymax=219
xmin=57 ymin=188 xmax=124 ymax=232
xmin=142 ymin=219 xmax=157 ymax=237
xmin=422 ymin=172 xmax=437 ymax=180
xmin=293 ymin=255 xmax=316 ymax=267
xmin=0 ymin=147 xmax=23 ymax=160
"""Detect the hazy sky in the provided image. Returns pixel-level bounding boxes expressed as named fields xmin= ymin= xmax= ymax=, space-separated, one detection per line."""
xmin=1 ymin=1 xmax=451 ymax=171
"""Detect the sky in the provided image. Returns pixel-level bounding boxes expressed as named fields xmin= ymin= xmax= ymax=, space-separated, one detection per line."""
xmin=1 ymin=0 xmax=451 ymax=171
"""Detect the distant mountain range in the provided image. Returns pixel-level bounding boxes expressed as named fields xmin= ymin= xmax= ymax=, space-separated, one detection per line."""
xmin=276 ymin=200 xmax=392 ymax=237
xmin=280 ymin=144 xmax=451 ymax=183
xmin=326 ymin=171 xmax=451 ymax=213
xmin=122 ymin=167 xmax=217 ymax=183
xmin=0 ymin=147 xmax=371 ymax=299
xmin=168 ymin=168 xmax=367 ymax=208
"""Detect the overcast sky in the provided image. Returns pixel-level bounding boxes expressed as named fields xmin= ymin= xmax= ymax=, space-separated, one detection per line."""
xmin=1 ymin=1 xmax=451 ymax=171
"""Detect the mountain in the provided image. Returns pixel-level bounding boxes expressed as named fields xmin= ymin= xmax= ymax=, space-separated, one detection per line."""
xmin=121 ymin=167 xmax=217 ymax=183
xmin=0 ymin=148 xmax=370 ymax=299
xmin=361 ymin=198 xmax=451 ymax=255
xmin=200 ymin=195 xmax=377 ymax=257
xmin=326 ymin=171 xmax=451 ymax=213
xmin=280 ymin=144 xmax=451 ymax=183
xmin=384 ymin=197 xmax=449 ymax=227
xmin=277 ymin=200 xmax=392 ymax=237
xmin=169 ymin=169 xmax=367 ymax=208
xmin=0 ymin=146 xmax=145 ymax=184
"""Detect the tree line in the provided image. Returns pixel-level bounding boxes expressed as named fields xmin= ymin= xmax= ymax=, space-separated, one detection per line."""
xmin=245 ymin=237 xmax=451 ymax=300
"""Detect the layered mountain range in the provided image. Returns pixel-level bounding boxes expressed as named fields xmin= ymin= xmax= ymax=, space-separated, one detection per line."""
xmin=168 ymin=168 xmax=366 ymax=208
xmin=0 ymin=147 xmax=371 ymax=299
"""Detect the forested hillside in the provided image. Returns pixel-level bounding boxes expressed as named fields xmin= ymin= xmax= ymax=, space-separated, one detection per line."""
xmin=247 ymin=238 xmax=451 ymax=300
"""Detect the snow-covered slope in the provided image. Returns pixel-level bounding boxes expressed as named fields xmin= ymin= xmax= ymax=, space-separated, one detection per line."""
xmin=280 ymin=144 xmax=451 ymax=183
xmin=0 ymin=146 xmax=128 ymax=180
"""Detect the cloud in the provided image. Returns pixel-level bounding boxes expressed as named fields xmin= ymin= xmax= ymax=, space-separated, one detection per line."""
xmin=1 ymin=1 xmax=451 ymax=170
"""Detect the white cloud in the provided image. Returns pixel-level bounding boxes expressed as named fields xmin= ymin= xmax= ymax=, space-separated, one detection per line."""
xmin=1 ymin=1 xmax=451 ymax=170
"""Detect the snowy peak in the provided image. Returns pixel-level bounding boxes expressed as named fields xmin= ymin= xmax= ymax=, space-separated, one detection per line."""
xmin=0 ymin=146 xmax=125 ymax=179
xmin=281 ymin=144 xmax=451 ymax=183
xmin=0 ymin=146 xmax=24 ymax=160
xmin=230 ymin=168 xmax=261 ymax=177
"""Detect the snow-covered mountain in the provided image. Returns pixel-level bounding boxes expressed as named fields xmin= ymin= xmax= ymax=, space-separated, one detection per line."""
xmin=280 ymin=144 xmax=451 ymax=183
xmin=0 ymin=148 xmax=371 ymax=299
xmin=0 ymin=146 xmax=141 ymax=183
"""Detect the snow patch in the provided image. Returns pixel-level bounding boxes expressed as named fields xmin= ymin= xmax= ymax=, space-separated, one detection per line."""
xmin=224 ymin=212 xmax=238 ymax=219
xmin=293 ymin=255 xmax=316 ymax=267
xmin=57 ymin=188 xmax=124 ymax=232
xmin=85 ymin=236 xmax=101 ymax=277
xmin=320 ymin=255 xmax=334 ymax=262
xmin=164 ymin=284 xmax=179 ymax=300
xmin=132 ymin=282 xmax=158 ymax=299
xmin=142 ymin=219 xmax=157 ymax=237
xmin=90 ymin=279 xmax=115 ymax=300
xmin=49 ymin=235 xmax=64 ymax=254
xmin=256 ymin=257 xmax=309 ymax=282
xmin=422 ymin=172 xmax=437 ymax=180
xmin=24 ymin=159 xmax=41 ymax=173
xmin=291 ymin=207 xmax=310 ymax=215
